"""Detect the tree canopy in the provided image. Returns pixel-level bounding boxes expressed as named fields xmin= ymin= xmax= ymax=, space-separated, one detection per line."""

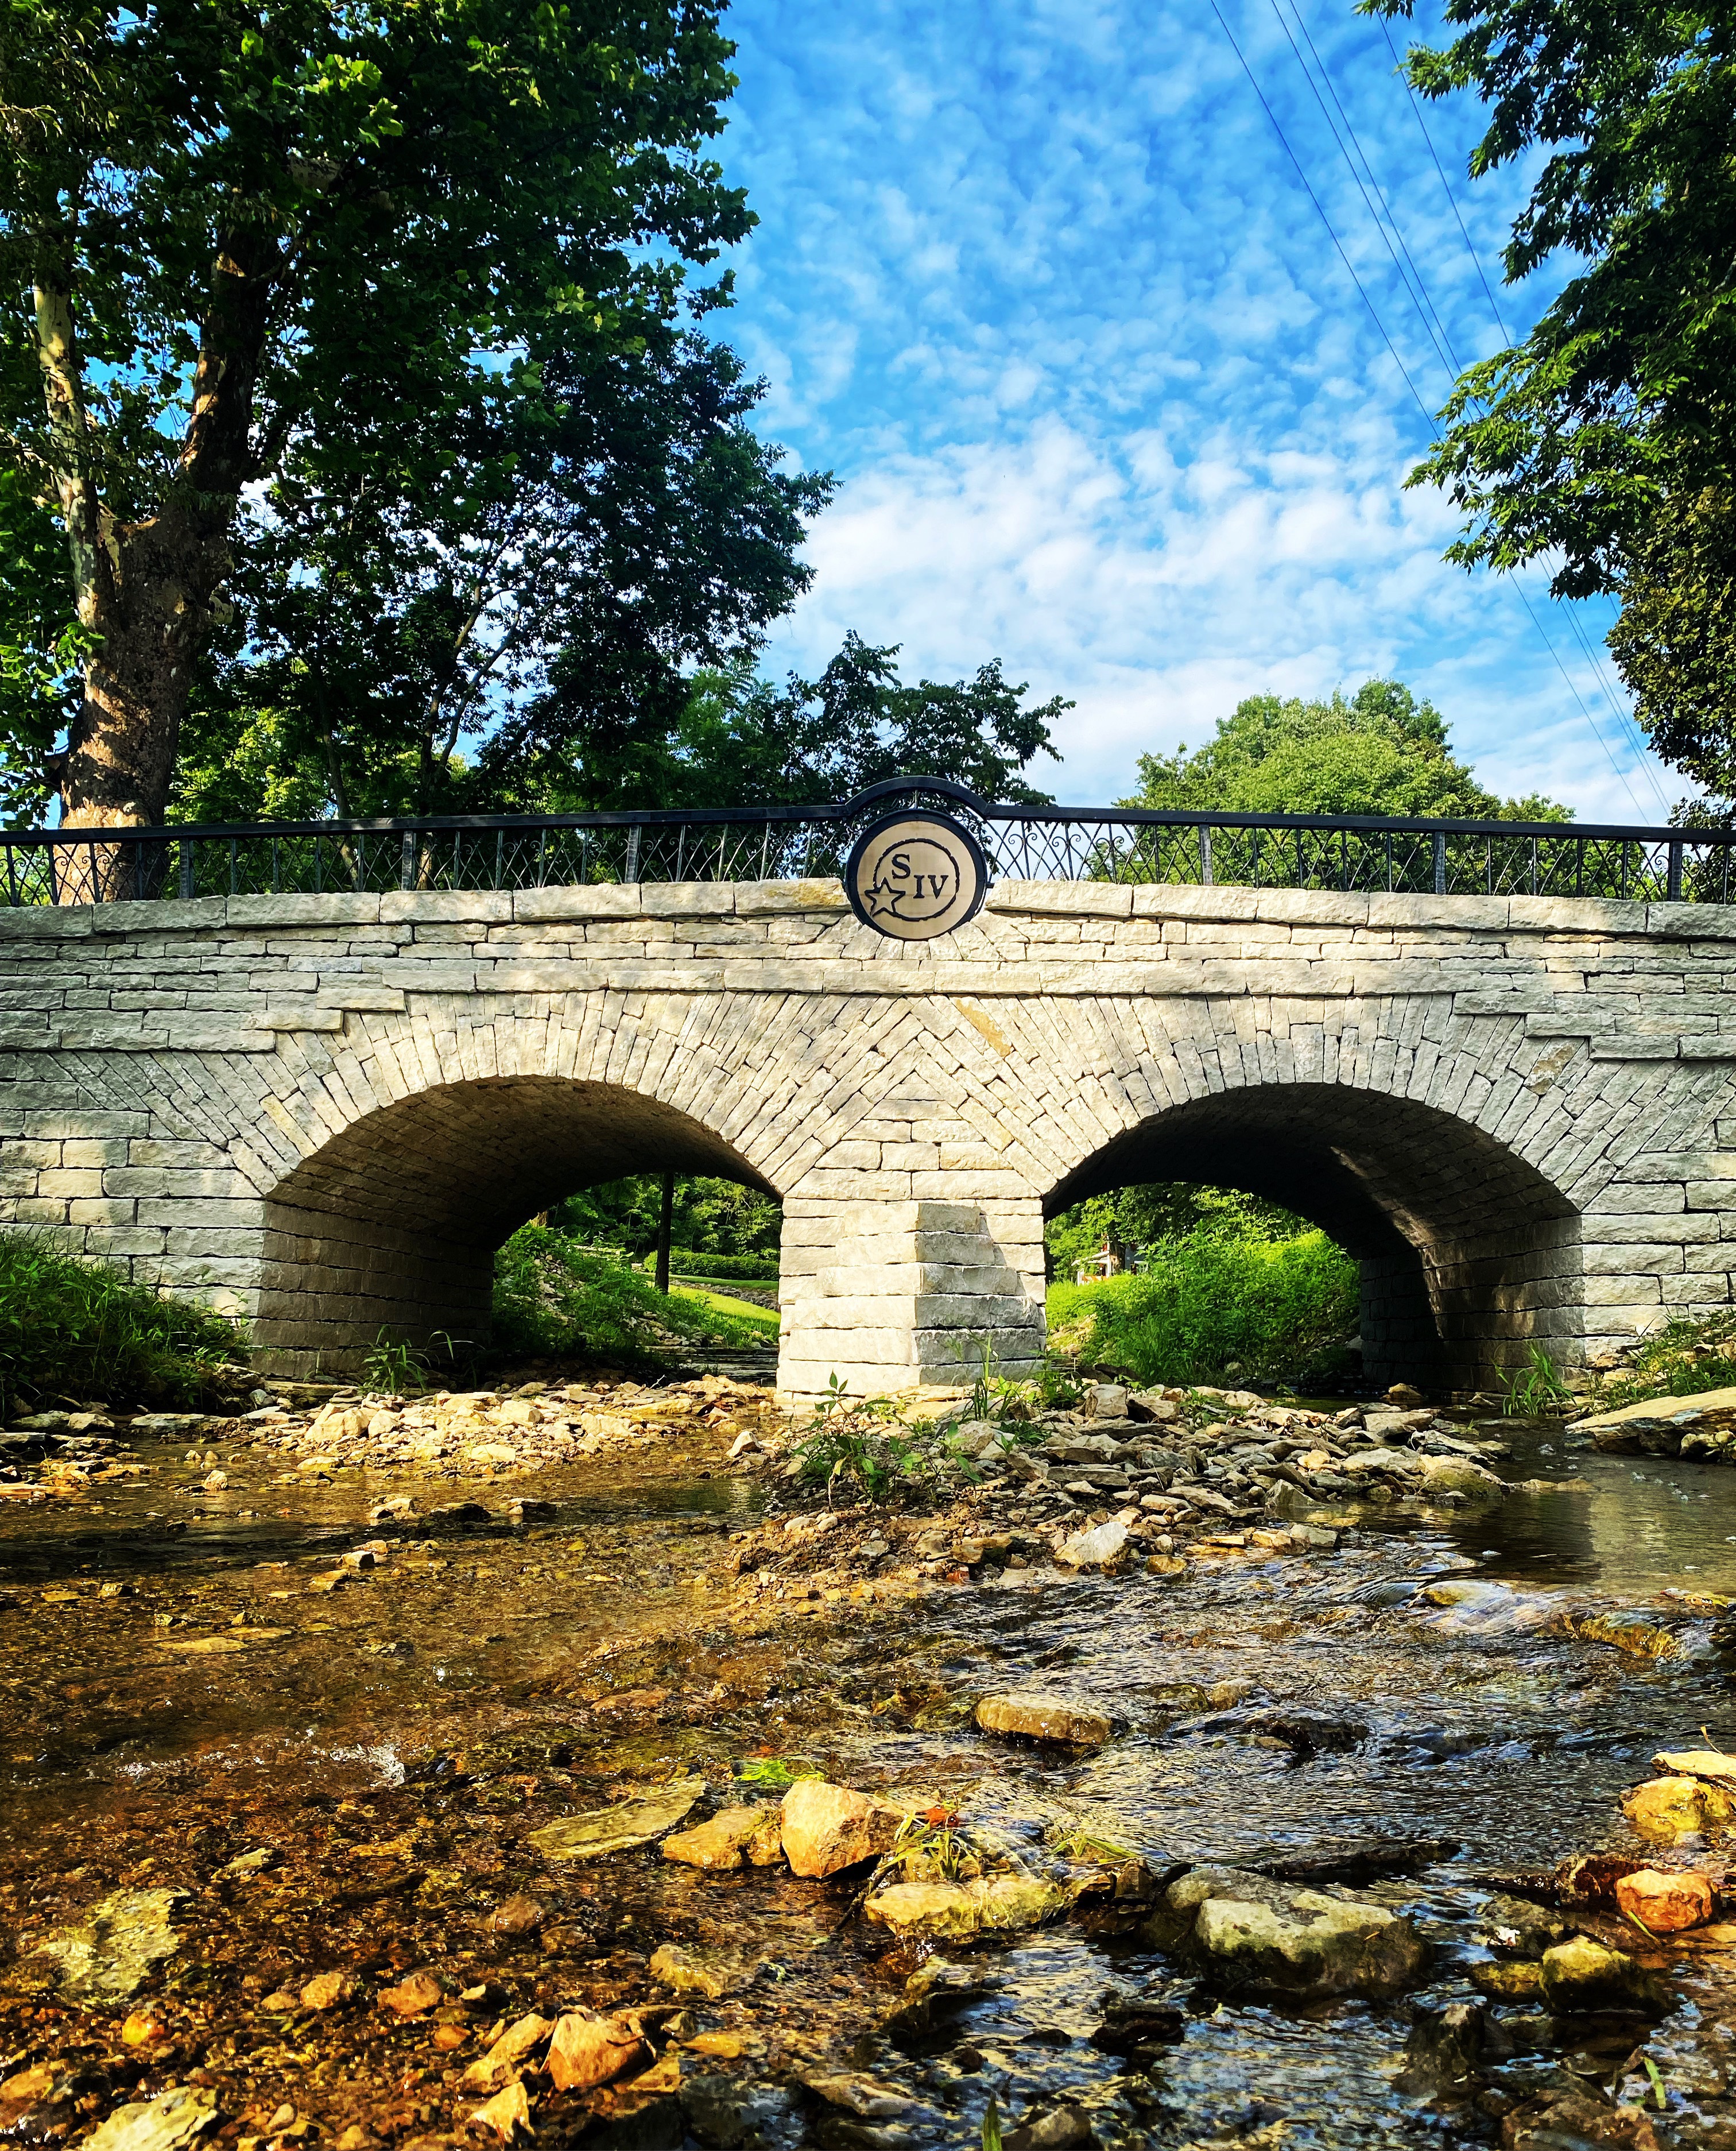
xmin=1 ymin=0 xmax=824 ymax=830
xmin=1366 ymin=0 xmax=1736 ymax=798
xmin=1123 ymin=678 xmax=1568 ymax=820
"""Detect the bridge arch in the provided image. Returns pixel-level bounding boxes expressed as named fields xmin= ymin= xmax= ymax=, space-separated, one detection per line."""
xmin=1044 ymin=1082 xmax=1580 ymax=1390
xmin=255 ymin=1075 xmax=776 ymax=1371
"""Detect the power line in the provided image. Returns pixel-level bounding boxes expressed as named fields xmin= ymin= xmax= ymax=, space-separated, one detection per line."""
xmin=1270 ymin=0 xmax=1462 ymax=382
xmin=1356 ymin=14 xmax=1672 ymax=812
xmin=1206 ymin=0 xmax=1437 ymax=431
xmin=1208 ymin=0 xmax=1655 ymax=817
xmin=1377 ymin=16 xmax=1513 ymax=346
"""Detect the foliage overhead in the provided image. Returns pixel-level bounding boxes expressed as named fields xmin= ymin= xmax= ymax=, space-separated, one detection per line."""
xmin=484 ymin=630 xmax=1069 ymax=811
xmin=1364 ymin=0 xmax=1736 ymax=798
xmin=1123 ymin=679 xmax=1568 ymax=821
xmin=1 ymin=0 xmax=824 ymax=827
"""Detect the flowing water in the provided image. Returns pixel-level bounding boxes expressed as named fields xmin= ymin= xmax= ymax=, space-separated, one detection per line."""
xmin=2 ymin=1417 xmax=1734 ymax=2148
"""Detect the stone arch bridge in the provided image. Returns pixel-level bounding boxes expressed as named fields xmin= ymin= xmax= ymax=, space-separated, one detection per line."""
xmin=5 ymin=799 xmax=1736 ymax=1395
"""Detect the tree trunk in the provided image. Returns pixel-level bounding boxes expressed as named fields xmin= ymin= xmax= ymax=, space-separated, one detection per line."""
xmin=41 ymin=226 xmax=276 ymax=894
xmin=654 ymin=1171 xmax=675 ymax=1294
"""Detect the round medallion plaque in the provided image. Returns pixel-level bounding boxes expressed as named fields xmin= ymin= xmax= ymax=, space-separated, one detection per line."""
xmin=844 ymin=811 xmax=989 ymax=940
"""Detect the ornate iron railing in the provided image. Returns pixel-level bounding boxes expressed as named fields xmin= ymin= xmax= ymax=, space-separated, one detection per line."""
xmin=4 ymin=777 xmax=1731 ymax=907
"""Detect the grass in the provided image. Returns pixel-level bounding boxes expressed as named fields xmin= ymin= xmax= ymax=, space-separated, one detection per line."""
xmin=1590 ymin=1310 xmax=1736 ymax=1413
xmin=1046 ymin=1225 xmax=1358 ymax=1390
xmin=490 ymin=1224 xmax=776 ymax=1367
xmin=0 ymin=1233 xmax=249 ymax=1418
xmin=671 ymin=1282 xmax=780 ymax=1340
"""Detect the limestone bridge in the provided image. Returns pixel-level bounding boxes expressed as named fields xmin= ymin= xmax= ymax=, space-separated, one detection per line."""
xmin=4 ymin=779 xmax=1736 ymax=1396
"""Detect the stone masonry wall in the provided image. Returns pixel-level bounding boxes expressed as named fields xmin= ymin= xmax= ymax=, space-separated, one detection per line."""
xmin=2 ymin=877 xmax=1734 ymax=1391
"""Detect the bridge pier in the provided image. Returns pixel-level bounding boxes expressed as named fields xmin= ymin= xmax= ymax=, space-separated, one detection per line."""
xmin=777 ymin=1197 xmax=1047 ymax=1398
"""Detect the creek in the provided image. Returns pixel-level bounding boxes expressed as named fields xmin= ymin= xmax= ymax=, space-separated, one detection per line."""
xmin=2 ymin=1414 xmax=1734 ymax=2149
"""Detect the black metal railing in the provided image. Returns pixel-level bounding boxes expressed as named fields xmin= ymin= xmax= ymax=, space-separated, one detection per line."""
xmin=4 ymin=777 xmax=1731 ymax=907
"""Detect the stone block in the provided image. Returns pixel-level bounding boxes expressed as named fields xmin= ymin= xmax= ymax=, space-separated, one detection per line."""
xmin=985 ymin=880 xmax=1133 ymax=919
xmin=729 ymin=879 xmax=850 ymax=916
xmin=381 ymin=891 xmax=514 ymax=924
xmin=0 ymin=907 xmax=94 ymax=939
xmin=1507 ymin=893 xmax=1650 ymax=937
xmin=638 ymin=883 xmax=737 ymax=918
xmin=227 ymin=893 xmax=382 ymax=927
xmin=255 ymin=1007 xmax=345 ymax=1031
xmin=315 ymin=985 xmax=406 ymax=1012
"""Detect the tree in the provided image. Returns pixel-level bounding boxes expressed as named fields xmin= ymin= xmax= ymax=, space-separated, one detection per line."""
xmin=1124 ymin=678 xmax=1567 ymax=819
xmin=1366 ymin=0 xmax=1736 ymax=787
xmin=1 ymin=0 xmax=767 ymax=836
xmin=486 ymin=630 xmax=1069 ymax=810
xmin=172 ymin=329 xmax=827 ymax=822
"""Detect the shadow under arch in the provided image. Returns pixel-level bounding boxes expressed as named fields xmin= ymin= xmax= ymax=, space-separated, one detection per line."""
xmin=1046 ymin=1083 xmax=1580 ymax=1391
xmin=254 ymin=1076 xmax=775 ymax=1374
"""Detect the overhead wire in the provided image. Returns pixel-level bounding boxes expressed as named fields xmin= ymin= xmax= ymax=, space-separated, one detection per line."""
xmin=1362 ymin=10 xmax=1674 ymax=813
xmin=1209 ymin=0 xmax=1658 ymax=818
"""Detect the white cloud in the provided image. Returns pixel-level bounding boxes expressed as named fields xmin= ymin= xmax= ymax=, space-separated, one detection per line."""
xmin=724 ymin=0 xmax=1675 ymax=825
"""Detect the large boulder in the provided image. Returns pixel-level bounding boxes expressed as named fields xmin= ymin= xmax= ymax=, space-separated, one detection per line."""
xmin=779 ymin=1780 xmax=903 ymax=1878
xmin=1145 ymin=1866 xmax=1428 ymax=2001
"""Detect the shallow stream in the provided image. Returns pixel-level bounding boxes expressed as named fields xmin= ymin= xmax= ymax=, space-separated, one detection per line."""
xmin=2 ymin=1419 xmax=1734 ymax=2148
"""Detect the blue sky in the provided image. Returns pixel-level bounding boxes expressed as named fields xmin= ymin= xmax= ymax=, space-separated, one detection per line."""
xmin=709 ymin=0 xmax=1679 ymax=821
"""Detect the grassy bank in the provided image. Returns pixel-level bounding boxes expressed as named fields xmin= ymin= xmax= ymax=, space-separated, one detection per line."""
xmin=0 ymin=1235 xmax=249 ymax=1418
xmin=1047 ymin=1225 xmax=1358 ymax=1390
xmin=491 ymin=1225 xmax=777 ymax=1365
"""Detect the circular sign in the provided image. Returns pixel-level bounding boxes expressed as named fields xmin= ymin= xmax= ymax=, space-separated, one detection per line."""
xmin=844 ymin=811 xmax=989 ymax=939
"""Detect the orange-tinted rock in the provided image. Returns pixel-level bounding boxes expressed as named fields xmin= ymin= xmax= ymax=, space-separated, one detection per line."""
xmin=546 ymin=2010 xmax=648 ymax=2092
xmin=300 ymin=1970 xmax=356 ymax=2011
xmin=463 ymin=2011 xmax=552 ymax=2090
xmin=780 ymin=1780 xmax=902 ymax=1878
xmin=378 ymin=1968 xmax=441 ymax=2017
xmin=1614 ymin=1867 xmax=1715 ymax=1933
xmin=472 ymin=2079 xmax=532 ymax=2142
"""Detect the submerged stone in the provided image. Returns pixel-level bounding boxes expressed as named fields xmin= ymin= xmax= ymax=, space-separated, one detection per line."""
xmin=34 ymin=1887 xmax=185 ymax=2006
xmin=1538 ymin=1936 xmax=1668 ymax=2016
xmin=1622 ymin=1775 xmax=1735 ymax=1839
xmin=81 ymin=2086 xmax=219 ymax=2151
xmin=528 ymin=1775 xmax=704 ymax=1860
xmin=863 ymin=1874 xmax=1069 ymax=1938
xmin=975 ymin=1693 xmax=1114 ymax=1746
xmin=661 ymin=1803 xmax=780 ymax=1870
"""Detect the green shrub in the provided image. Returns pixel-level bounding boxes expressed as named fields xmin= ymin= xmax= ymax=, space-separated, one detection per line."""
xmin=1592 ymin=1310 xmax=1736 ymax=1412
xmin=0 ymin=1233 xmax=248 ymax=1416
xmin=1048 ymin=1227 xmax=1358 ymax=1389
xmin=491 ymin=1225 xmax=773 ymax=1364
xmin=640 ymin=1248 xmax=780 ymax=1283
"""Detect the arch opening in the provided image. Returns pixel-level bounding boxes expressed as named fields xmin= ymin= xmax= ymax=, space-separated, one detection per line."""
xmin=1045 ymin=1084 xmax=1580 ymax=1392
xmin=256 ymin=1077 xmax=775 ymax=1374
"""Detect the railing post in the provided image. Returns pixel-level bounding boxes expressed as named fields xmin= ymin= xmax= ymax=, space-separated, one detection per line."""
xmin=625 ymin=825 xmax=641 ymax=883
xmin=400 ymin=830 xmax=414 ymax=891
xmin=1668 ymin=840 xmax=1684 ymax=902
xmin=1199 ymin=825 xmax=1213 ymax=886
xmin=178 ymin=837 xmax=193 ymax=900
xmin=1432 ymin=831 xmax=1447 ymax=895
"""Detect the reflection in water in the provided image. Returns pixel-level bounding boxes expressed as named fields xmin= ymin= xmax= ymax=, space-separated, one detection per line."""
xmin=1446 ymin=1419 xmax=1736 ymax=1593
